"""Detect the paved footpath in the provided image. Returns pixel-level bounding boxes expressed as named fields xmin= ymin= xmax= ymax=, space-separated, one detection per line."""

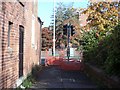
xmin=31 ymin=66 xmax=98 ymax=89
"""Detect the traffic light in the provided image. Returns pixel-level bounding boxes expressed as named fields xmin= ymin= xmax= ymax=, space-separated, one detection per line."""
xmin=63 ymin=24 xmax=67 ymax=35
xmin=63 ymin=24 xmax=75 ymax=36
xmin=71 ymin=25 xmax=75 ymax=36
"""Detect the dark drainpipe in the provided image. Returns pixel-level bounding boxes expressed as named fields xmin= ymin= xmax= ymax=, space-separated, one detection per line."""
xmin=38 ymin=17 xmax=43 ymax=65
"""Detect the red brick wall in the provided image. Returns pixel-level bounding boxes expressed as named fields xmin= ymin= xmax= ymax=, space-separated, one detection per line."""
xmin=0 ymin=2 xmax=3 ymax=89
xmin=0 ymin=2 xmax=24 ymax=88
xmin=23 ymin=1 xmax=41 ymax=77
xmin=23 ymin=2 xmax=33 ymax=77
xmin=0 ymin=0 xmax=41 ymax=88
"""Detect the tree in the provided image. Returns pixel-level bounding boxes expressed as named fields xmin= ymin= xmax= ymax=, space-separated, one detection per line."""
xmin=83 ymin=1 xmax=119 ymax=40
xmin=50 ymin=2 xmax=81 ymax=48
xmin=55 ymin=2 xmax=66 ymax=48
xmin=82 ymin=1 xmax=120 ymax=76
xmin=42 ymin=27 xmax=53 ymax=51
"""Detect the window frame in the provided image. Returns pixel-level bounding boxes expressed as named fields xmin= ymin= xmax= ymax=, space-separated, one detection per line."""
xmin=8 ymin=21 xmax=13 ymax=47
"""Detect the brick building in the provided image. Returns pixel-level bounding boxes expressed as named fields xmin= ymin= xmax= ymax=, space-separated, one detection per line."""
xmin=0 ymin=0 xmax=42 ymax=88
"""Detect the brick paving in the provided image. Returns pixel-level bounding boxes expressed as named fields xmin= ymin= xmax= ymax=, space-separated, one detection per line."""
xmin=31 ymin=66 xmax=98 ymax=89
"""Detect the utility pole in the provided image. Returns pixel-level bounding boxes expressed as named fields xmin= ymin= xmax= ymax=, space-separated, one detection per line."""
xmin=53 ymin=0 xmax=56 ymax=56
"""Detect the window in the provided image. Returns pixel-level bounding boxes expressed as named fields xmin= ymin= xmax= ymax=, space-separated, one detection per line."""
xmin=8 ymin=21 xmax=13 ymax=47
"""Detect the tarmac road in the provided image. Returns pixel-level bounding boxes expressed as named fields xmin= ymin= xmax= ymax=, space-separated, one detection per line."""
xmin=31 ymin=66 xmax=98 ymax=89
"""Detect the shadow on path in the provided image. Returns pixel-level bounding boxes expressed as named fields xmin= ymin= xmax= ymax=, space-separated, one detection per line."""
xmin=31 ymin=66 xmax=98 ymax=89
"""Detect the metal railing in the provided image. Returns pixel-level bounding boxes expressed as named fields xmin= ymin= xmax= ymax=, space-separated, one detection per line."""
xmin=41 ymin=48 xmax=83 ymax=61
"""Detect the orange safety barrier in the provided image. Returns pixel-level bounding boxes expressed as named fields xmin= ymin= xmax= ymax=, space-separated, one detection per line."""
xmin=60 ymin=59 xmax=84 ymax=71
xmin=44 ymin=49 xmax=84 ymax=71
xmin=46 ymin=56 xmax=63 ymax=66
xmin=45 ymin=56 xmax=84 ymax=71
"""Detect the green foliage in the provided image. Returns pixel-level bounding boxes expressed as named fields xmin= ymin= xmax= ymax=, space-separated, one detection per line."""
xmin=16 ymin=64 xmax=43 ymax=89
xmin=83 ymin=22 xmax=120 ymax=77
xmin=82 ymin=1 xmax=119 ymax=77
xmin=22 ymin=75 xmax=33 ymax=88
xmin=82 ymin=30 xmax=99 ymax=52
xmin=16 ymin=74 xmax=35 ymax=89
xmin=82 ymin=30 xmax=99 ymax=65
xmin=104 ymin=22 xmax=120 ymax=76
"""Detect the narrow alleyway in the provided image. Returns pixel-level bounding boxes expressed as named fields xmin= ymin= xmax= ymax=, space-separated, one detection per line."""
xmin=31 ymin=66 xmax=98 ymax=88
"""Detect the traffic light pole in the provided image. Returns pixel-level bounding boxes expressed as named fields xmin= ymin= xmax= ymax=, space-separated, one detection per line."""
xmin=67 ymin=23 xmax=71 ymax=62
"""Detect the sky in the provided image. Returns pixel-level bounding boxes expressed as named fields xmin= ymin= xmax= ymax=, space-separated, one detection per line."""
xmin=38 ymin=0 xmax=89 ymax=27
